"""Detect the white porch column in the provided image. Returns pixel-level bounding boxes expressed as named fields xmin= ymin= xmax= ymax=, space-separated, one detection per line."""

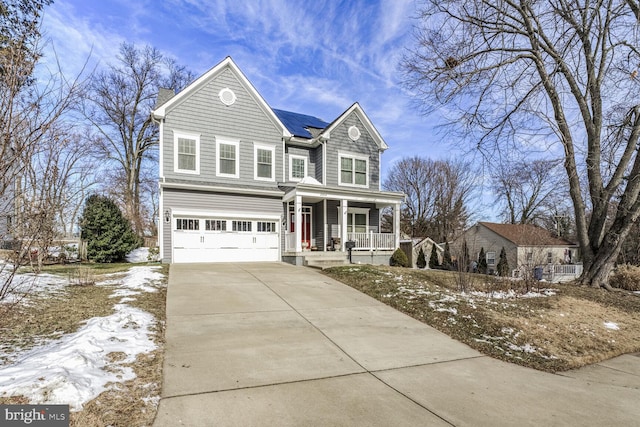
xmin=295 ymin=195 xmax=302 ymax=252
xmin=394 ymin=202 xmax=401 ymax=249
xmin=340 ymin=199 xmax=348 ymax=251
xmin=323 ymin=199 xmax=328 ymax=251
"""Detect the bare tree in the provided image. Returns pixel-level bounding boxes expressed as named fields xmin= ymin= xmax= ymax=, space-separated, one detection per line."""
xmin=492 ymin=159 xmax=564 ymax=225
xmin=383 ymin=157 xmax=474 ymax=242
xmin=0 ymin=0 xmax=84 ymax=301
xmin=21 ymin=126 xmax=96 ymax=270
xmin=403 ymin=0 xmax=640 ymax=288
xmin=81 ymin=43 xmax=194 ymax=236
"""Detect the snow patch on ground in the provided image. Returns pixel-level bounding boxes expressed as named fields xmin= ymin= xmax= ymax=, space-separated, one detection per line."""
xmin=0 ymin=266 xmax=164 ymax=411
xmin=125 ymin=247 xmax=156 ymax=263
xmin=604 ymin=321 xmax=620 ymax=330
xmin=1 ymin=271 xmax=68 ymax=305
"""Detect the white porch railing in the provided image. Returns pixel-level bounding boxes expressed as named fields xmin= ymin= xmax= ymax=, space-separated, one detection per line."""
xmin=286 ymin=229 xmax=397 ymax=252
xmin=553 ymin=264 xmax=583 ymax=276
xmin=347 ymin=231 xmax=395 ymax=251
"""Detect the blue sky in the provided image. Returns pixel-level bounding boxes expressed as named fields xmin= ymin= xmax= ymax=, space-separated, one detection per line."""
xmin=40 ymin=0 xmax=488 ymax=215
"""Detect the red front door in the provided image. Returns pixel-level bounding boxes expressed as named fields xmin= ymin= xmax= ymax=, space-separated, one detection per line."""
xmin=290 ymin=206 xmax=312 ymax=249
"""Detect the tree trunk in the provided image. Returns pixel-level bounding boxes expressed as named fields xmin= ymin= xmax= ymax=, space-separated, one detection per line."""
xmin=579 ymin=216 xmax=632 ymax=289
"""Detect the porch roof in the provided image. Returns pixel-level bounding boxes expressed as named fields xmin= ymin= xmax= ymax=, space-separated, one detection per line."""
xmin=282 ymin=183 xmax=405 ymax=206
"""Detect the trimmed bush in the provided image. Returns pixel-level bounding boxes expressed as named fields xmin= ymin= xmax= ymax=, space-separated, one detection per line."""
xmin=429 ymin=243 xmax=440 ymax=269
xmin=416 ymin=247 xmax=427 ymax=269
xmin=390 ymin=248 xmax=410 ymax=267
xmin=496 ymin=246 xmax=510 ymax=277
xmin=442 ymin=242 xmax=452 ymax=270
xmin=478 ymin=247 xmax=488 ymax=274
xmin=610 ymin=264 xmax=640 ymax=291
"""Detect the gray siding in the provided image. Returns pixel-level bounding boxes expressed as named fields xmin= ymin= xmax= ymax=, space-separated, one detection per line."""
xmin=325 ymin=113 xmax=380 ymax=190
xmin=312 ymin=145 xmax=323 ymax=183
xmin=161 ymin=187 xmax=282 ymax=263
xmin=161 ymin=67 xmax=283 ymax=188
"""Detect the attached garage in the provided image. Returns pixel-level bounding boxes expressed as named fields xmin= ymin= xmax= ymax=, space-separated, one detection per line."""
xmin=172 ymin=215 xmax=280 ymax=263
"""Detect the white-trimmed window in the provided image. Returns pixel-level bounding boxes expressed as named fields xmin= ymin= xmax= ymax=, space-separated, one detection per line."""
xmin=174 ymin=132 xmax=200 ymax=174
xmin=339 ymin=152 xmax=368 ymax=187
xmin=487 ymin=251 xmax=496 ymax=266
xmin=289 ymin=155 xmax=307 ymax=181
xmin=216 ymin=138 xmax=239 ymax=178
xmin=254 ymin=144 xmax=275 ymax=181
xmin=347 ymin=208 xmax=369 ymax=233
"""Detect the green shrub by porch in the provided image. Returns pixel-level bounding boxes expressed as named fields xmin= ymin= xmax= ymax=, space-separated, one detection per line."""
xmin=390 ymin=248 xmax=409 ymax=267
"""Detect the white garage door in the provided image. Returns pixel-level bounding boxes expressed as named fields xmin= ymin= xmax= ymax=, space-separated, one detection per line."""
xmin=172 ymin=217 xmax=279 ymax=263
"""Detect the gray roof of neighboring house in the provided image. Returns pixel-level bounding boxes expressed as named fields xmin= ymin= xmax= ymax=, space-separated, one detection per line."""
xmin=272 ymin=109 xmax=329 ymax=139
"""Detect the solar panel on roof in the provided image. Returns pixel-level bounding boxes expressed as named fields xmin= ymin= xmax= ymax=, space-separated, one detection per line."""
xmin=273 ymin=108 xmax=329 ymax=138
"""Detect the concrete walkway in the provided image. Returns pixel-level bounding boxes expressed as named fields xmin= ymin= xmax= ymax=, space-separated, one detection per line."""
xmin=153 ymin=263 xmax=640 ymax=426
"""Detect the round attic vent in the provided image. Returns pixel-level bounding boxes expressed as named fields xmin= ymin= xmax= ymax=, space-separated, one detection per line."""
xmin=219 ymin=88 xmax=236 ymax=106
xmin=348 ymin=125 xmax=361 ymax=141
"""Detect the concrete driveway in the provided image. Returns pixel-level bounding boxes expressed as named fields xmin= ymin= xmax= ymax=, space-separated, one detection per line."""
xmin=154 ymin=263 xmax=640 ymax=426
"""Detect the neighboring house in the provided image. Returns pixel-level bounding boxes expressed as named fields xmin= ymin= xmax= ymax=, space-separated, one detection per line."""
xmin=152 ymin=57 xmax=404 ymax=265
xmin=455 ymin=222 xmax=581 ymax=281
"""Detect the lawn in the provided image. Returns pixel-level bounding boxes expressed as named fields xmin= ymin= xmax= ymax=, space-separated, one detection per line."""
xmin=0 ymin=261 xmax=168 ymax=426
xmin=323 ymin=265 xmax=640 ymax=372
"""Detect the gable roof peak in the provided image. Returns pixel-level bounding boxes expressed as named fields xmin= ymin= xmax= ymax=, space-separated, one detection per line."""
xmin=151 ymin=56 xmax=291 ymax=138
xmin=320 ymin=102 xmax=388 ymax=151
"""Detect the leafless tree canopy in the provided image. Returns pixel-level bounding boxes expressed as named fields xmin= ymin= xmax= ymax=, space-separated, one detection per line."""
xmin=383 ymin=156 xmax=474 ymax=242
xmin=403 ymin=0 xmax=640 ymax=288
xmin=492 ymin=158 xmax=565 ymax=225
xmin=82 ymin=43 xmax=194 ymax=236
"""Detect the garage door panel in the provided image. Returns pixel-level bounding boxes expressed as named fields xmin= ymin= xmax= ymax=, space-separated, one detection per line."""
xmin=172 ymin=216 xmax=279 ymax=263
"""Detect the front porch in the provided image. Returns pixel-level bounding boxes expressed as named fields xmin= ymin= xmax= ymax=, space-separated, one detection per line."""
xmin=281 ymin=184 xmax=404 ymax=266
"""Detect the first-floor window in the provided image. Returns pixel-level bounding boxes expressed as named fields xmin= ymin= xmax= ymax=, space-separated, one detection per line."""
xmin=547 ymin=252 xmax=553 ymax=264
xmin=347 ymin=212 xmax=367 ymax=233
xmin=486 ymin=251 xmax=496 ymax=266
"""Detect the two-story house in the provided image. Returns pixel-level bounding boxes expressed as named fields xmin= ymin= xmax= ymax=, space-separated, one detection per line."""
xmin=152 ymin=57 xmax=404 ymax=266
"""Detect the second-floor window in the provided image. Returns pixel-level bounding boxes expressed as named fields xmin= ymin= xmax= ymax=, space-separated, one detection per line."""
xmin=289 ymin=155 xmax=307 ymax=181
xmin=339 ymin=153 xmax=368 ymax=187
xmin=255 ymin=144 xmax=275 ymax=181
xmin=217 ymin=138 xmax=239 ymax=178
xmin=174 ymin=132 xmax=200 ymax=174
